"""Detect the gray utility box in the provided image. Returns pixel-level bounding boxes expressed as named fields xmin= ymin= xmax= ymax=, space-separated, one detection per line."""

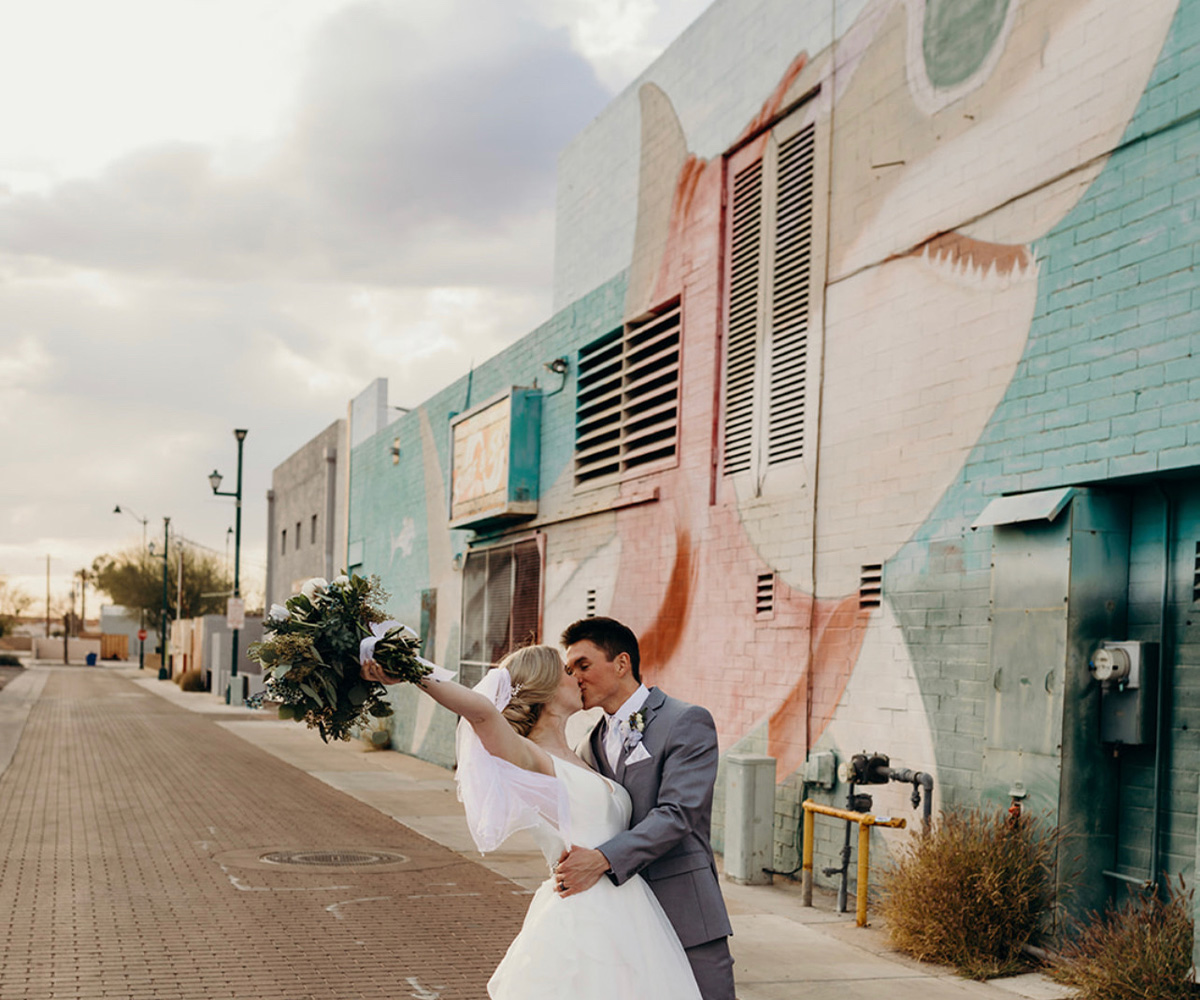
xmin=1092 ymin=640 xmax=1158 ymax=746
xmin=724 ymin=754 xmax=776 ymax=885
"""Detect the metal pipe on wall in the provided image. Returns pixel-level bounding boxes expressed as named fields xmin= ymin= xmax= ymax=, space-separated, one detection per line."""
xmin=1150 ymin=485 xmax=1173 ymax=889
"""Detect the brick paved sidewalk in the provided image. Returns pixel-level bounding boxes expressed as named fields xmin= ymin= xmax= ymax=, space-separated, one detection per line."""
xmin=0 ymin=667 xmax=528 ymax=1000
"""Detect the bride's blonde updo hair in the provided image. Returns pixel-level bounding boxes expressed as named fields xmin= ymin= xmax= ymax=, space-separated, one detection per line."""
xmin=497 ymin=644 xmax=564 ymax=737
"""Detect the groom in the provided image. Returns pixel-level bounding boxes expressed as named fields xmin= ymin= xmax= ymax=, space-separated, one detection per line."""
xmin=555 ymin=617 xmax=734 ymax=999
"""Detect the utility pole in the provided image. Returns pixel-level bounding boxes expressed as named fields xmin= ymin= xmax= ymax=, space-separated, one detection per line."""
xmin=114 ymin=505 xmax=150 ymax=670
xmin=159 ymin=517 xmax=170 ymax=680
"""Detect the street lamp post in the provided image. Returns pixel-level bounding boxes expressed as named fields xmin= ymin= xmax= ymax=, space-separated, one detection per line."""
xmin=113 ymin=504 xmax=149 ymax=551
xmin=209 ymin=428 xmax=247 ymax=704
xmin=115 ymin=505 xmax=150 ymax=669
xmin=159 ymin=517 xmax=170 ymax=679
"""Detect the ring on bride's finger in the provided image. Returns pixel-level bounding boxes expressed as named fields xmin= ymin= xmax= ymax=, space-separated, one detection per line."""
xmin=558 ymin=881 xmax=566 ymax=891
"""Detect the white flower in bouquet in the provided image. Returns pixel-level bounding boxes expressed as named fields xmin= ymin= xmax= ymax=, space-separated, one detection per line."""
xmin=331 ymin=574 xmax=350 ymax=588
xmin=300 ymin=577 xmax=329 ymax=602
xmin=267 ymin=603 xmax=290 ymax=622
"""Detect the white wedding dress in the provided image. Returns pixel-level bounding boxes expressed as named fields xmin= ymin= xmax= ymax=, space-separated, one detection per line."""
xmin=486 ymin=757 xmax=702 ymax=1000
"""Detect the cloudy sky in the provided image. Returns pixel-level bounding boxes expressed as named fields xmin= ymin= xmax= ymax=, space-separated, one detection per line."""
xmin=0 ymin=0 xmax=712 ymax=615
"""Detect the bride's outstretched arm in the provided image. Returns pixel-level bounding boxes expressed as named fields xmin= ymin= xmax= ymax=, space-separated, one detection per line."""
xmin=360 ymin=660 xmax=550 ymax=775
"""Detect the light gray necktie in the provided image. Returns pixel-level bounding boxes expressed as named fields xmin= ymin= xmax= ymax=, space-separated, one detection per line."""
xmin=604 ymin=715 xmax=623 ymax=771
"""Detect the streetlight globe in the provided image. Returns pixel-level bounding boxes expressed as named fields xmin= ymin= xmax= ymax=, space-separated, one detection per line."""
xmin=209 ymin=470 xmax=223 ymax=493
xmin=234 ymin=428 xmax=248 ymax=442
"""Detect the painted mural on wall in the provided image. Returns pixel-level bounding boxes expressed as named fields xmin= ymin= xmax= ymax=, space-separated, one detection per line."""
xmin=350 ymin=0 xmax=1195 ymax=870
xmin=547 ymin=0 xmax=1180 ymax=820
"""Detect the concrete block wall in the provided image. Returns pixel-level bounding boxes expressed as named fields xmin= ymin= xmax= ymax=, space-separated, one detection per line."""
xmin=348 ymin=278 xmax=627 ymax=767
xmin=340 ymin=0 xmax=1200 ymax=900
xmin=267 ymin=419 xmax=343 ymax=608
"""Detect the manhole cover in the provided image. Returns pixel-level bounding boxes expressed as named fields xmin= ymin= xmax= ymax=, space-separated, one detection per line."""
xmin=260 ymin=850 xmax=408 ymax=867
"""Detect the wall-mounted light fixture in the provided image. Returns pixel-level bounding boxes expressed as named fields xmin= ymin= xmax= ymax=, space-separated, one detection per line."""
xmin=390 ymin=438 xmax=401 ymax=465
xmin=543 ymin=357 xmax=570 ymax=396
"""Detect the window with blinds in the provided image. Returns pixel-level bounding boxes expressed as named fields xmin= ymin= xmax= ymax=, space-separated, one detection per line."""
xmin=575 ymin=302 xmax=682 ymax=488
xmin=723 ymin=119 xmax=816 ymax=478
xmin=458 ymin=538 xmax=542 ymax=689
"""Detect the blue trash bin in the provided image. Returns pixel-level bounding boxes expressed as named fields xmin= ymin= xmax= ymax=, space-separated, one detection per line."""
xmin=85 ymin=652 xmax=97 ymax=666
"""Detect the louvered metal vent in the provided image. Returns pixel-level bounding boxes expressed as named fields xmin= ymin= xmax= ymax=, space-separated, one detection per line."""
xmin=624 ymin=304 xmax=681 ymax=472
xmin=756 ymin=573 xmax=775 ymax=617
xmin=724 ymin=159 xmax=763 ymax=476
xmin=575 ymin=329 xmax=623 ymax=486
xmin=574 ymin=306 xmax=681 ymax=487
xmin=859 ymin=564 xmax=882 ymax=609
xmin=1193 ymin=542 xmax=1200 ymax=602
xmin=768 ymin=124 xmax=814 ymax=466
xmin=586 ymin=589 xmax=596 ymax=618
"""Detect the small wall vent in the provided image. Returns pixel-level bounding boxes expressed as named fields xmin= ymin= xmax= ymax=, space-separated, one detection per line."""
xmin=1193 ymin=542 xmax=1200 ymax=603
xmin=756 ymin=573 xmax=775 ymax=618
xmin=859 ymin=564 xmax=882 ymax=609
xmin=586 ymin=589 xmax=597 ymax=618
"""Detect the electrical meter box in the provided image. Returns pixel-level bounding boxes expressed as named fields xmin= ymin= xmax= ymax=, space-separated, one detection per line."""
xmin=1091 ymin=640 xmax=1158 ymax=746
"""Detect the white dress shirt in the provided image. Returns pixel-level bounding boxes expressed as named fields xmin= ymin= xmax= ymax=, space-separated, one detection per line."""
xmin=603 ymin=684 xmax=650 ymax=771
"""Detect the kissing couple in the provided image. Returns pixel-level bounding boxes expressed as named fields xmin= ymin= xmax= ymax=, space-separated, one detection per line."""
xmin=361 ymin=616 xmax=735 ymax=999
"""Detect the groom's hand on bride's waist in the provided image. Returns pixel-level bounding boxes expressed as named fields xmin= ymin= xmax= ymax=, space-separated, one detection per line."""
xmin=553 ymin=846 xmax=611 ymax=898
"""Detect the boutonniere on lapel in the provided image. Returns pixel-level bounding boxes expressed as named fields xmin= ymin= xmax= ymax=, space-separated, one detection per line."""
xmin=623 ymin=709 xmax=647 ymax=752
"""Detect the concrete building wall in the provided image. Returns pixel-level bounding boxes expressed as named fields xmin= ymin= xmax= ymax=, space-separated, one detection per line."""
xmin=346 ymin=0 xmax=1199 ymax=905
xmin=266 ymin=420 xmax=344 ymax=608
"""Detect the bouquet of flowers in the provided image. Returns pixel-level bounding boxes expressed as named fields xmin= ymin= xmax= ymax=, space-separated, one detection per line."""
xmin=247 ymin=573 xmax=431 ymax=742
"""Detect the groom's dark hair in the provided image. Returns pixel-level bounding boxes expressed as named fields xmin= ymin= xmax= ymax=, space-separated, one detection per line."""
xmin=561 ymin=616 xmax=641 ymax=683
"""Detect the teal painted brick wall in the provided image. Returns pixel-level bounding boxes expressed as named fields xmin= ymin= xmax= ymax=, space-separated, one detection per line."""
xmin=347 ymin=275 xmax=627 ymax=766
xmin=889 ymin=0 xmax=1200 ymax=886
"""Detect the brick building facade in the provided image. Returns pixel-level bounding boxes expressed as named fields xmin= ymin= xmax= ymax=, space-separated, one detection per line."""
xmin=336 ymin=0 xmax=1199 ymax=917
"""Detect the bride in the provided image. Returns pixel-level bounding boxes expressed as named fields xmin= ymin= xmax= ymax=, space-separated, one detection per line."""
xmin=360 ymin=644 xmax=701 ymax=999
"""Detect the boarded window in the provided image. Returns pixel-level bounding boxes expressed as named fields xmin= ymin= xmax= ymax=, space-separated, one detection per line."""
xmin=459 ymin=538 xmax=542 ymax=689
xmin=575 ymin=302 xmax=681 ymax=488
xmin=723 ymin=116 xmax=817 ymax=478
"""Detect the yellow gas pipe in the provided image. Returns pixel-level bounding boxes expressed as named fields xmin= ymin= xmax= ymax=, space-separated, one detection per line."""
xmin=801 ymin=799 xmax=906 ymax=927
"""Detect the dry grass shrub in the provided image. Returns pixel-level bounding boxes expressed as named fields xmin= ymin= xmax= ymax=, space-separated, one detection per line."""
xmin=877 ymin=807 xmax=1054 ymax=979
xmin=1050 ymin=880 xmax=1194 ymax=1000
xmin=177 ymin=668 xmax=206 ymax=692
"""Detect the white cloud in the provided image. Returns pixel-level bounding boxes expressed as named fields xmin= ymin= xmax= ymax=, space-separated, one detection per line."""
xmin=0 ymin=335 xmax=52 ymax=389
xmin=0 ymin=0 xmax=714 ymax=606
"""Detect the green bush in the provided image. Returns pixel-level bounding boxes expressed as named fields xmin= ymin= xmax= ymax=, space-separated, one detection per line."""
xmin=0 ymin=653 xmax=22 ymax=667
xmin=177 ymin=669 xmax=206 ymax=692
xmin=877 ymin=807 xmax=1054 ymax=979
xmin=1050 ymin=880 xmax=1194 ymax=1000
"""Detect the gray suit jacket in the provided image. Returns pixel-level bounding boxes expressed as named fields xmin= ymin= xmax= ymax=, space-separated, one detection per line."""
xmin=584 ymin=687 xmax=732 ymax=949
